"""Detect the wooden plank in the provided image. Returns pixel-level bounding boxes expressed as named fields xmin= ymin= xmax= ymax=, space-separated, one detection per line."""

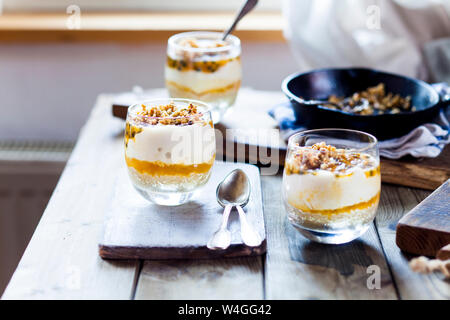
xmin=0 ymin=13 xmax=284 ymax=43
xmin=0 ymin=13 xmax=283 ymax=32
xmin=112 ymin=90 xmax=449 ymax=191
xmin=99 ymin=161 xmax=266 ymax=260
xmin=4 ymin=87 xmax=446 ymax=299
xmin=381 ymin=150 xmax=450 ymax=190
xmin=222 ymin=102 xmax=450 ymax=191
xmin=263 ymin=175 xmax=398 ymax=300
xmin=396 ymin=180 xmax=450 ymax=257
xmin=375 ymin=185 xmax=450 ymax=299
xmin=216 ymin=130 xmax=449 ymax=192
xmin=135 ymin=257 xmax=263 ymax=300
xmin=2 ymin=95 xmax=138 ymax=299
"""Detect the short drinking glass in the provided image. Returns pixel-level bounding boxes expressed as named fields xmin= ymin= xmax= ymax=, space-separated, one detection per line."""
xmin=125 ymin=98 xmax=216 ymax=206
xmin=282 ymin=129 xmax=381 ymax=244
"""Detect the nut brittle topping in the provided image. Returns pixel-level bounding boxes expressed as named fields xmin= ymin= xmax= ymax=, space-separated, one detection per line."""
xmin=285 ymin=142 xmax=377 ymax=175
xmin=133 ymin=103 xmax=204 ymax=125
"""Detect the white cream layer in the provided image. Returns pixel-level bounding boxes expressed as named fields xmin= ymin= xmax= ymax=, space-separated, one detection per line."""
xmin=165 ymin=60 xmax=241 ymax=93
xmin=283 ymin=167 xmax=380 ymax=211
xmin=126 ymin=123 xmax=215 ymax=165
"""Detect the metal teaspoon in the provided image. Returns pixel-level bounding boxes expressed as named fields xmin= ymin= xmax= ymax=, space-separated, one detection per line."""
xmin=207 ymin=169 xmax=262 ymax=250
xmin=222 ymin=0 xmax=259 ymax=41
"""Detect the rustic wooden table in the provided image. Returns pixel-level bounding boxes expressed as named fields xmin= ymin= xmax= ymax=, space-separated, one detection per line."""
xmin=2 ymin=91 xmax=449 ymax=300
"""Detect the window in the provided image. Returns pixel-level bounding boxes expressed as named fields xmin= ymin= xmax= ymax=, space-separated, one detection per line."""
xmin=2 ymin=0 xmax=281 ymax=12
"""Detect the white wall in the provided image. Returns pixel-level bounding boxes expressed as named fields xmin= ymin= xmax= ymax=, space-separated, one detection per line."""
xmin=0 ymin=41 xmax=294 ymax=141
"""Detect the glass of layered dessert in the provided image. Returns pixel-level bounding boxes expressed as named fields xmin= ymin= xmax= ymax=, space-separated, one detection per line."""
xmin=165 ymin=31 xmax=242 ymax=123
xmin=124 ymin=98 xmax=216 ymax=206
xmin=283 ymin=129 xmax=381 ymax=244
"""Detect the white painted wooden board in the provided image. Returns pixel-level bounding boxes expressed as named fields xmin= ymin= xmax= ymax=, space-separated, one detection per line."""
xmin=99 ymin=161 xmax=266 ymax=260
xmin=262 ymin=175 xmax=398 ymax=300
xmin=375 ymin=185 xmax=450 ymax=300
xmin=3 ymin=88 xmax=447 ymax=300
xmin=2 ymin=95 xmax=139 ymax=299
xmin=135 ymin=257 xmax=264 ymax=300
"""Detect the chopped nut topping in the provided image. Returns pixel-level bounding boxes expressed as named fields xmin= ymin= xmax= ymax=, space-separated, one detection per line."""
xmin=132 ymin=103 xmax=205 ymax=126
xmin=326 ymin=83 xmax=415 ymax=115
xmin=285 ymin=142 xmax=378 ymax=175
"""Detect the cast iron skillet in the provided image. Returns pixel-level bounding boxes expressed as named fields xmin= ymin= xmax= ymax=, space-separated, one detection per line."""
xmin=282 ymin=68 xmax=449 ymax=140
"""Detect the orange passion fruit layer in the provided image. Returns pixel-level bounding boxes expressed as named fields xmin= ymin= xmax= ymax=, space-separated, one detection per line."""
xmin=125 ymin=156 xmax=215 ymax=177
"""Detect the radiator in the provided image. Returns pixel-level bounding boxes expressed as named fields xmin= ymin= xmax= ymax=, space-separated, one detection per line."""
xmin=0 ymin=140 xmax=74 ymax=295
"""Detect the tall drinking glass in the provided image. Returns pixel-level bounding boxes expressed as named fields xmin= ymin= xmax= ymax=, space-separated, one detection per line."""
xmin=165 ymin=31 xmax=242 ymax=123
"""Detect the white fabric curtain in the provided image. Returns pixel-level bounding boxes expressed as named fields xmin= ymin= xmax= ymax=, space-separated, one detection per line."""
xmin=283 ymin=0 xmax=450 ymax=80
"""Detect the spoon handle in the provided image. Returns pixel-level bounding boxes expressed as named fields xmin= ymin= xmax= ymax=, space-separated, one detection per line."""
xmin=207 ymin=204 xmax=233 ymax=250
xmin=223 ymin=0 xmax=259 ymax=40
xmin=220 ymin=204 xmax=233 ymax=230
xmin=236 ymin=205 xmax=262 ymax=247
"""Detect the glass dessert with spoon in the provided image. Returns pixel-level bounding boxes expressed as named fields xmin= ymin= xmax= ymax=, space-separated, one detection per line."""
xmin=165 ymin=31 xmax=242 ymax=123
xmin=282 ymin=129 xmax=381 ymax=244
xmin=124 ymin=98 xmax=216 ymax=206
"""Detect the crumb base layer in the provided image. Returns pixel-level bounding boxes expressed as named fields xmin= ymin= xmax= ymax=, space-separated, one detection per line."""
xmin=285 ymin=196 xmax=379 ymax=244
xmin=127 ymin=166 xmax=212 ymax=194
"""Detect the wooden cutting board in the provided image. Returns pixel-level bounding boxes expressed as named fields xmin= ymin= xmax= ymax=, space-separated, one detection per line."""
xmin=396 ymin=179 xmax=450 ymax=257
xmin=112 ymin=88 xmax=450 ymax=190
xmin=216 ymin=98 xmax=450 ymax=191
xmin=99 ymin=161 xmax=266 ymax=260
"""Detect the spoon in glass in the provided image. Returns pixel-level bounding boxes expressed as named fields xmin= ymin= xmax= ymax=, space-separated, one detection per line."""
xmin=207 ymin=169 xmax=262 ymax=250
xmin=222 ymin=0 xmax=259 ymax=41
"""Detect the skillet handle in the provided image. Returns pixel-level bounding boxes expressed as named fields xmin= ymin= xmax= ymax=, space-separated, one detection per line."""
xmin=431 ymin=83 xmax=450 ymax=106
